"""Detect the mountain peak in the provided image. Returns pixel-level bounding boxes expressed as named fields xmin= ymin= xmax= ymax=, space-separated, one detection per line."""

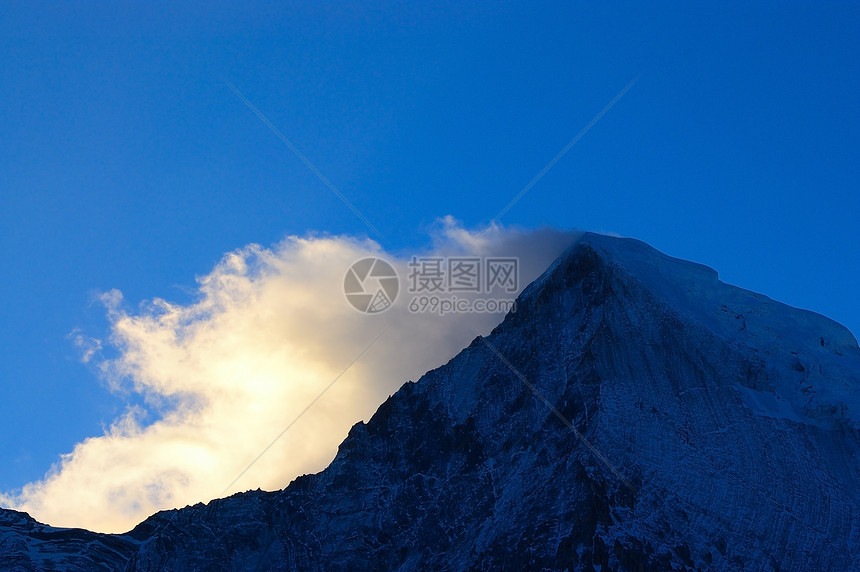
xmin=515 ymin=232 xmax=860 ymax=433
xmin=2 ymin=234 xmax=859 ymax=570
xmin=534 ymin=232 xmax=856 ymax=348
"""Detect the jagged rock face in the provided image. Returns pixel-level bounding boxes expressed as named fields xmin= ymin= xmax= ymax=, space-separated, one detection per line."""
xmin=2 ymin=234 xmax=859 ymax=571
xmin=0 ymin=509 xmax=135 ymax=571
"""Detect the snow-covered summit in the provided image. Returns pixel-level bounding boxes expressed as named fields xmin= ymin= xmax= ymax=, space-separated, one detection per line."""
xmin=582 ymin=232 xmax=856 ymax=348
xmin=540 ymin=233 xmax=860 ymax=432
xmin=1 ymin=233 xmax=858 ymax=570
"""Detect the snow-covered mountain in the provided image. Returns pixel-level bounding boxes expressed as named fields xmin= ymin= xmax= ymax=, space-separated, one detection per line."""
xmin=2 ymin=233 xmax=858 ymax=571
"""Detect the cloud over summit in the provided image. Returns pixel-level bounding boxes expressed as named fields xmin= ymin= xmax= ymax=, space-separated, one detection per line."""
xmin=1 ymin=220 xmax=578 ymax=533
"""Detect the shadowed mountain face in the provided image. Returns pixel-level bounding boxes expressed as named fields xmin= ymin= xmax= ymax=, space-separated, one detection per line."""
xmin=2 ymin=233 xmax=858 ymax=571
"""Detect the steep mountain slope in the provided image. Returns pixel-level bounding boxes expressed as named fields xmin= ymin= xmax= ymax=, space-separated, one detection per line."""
xmin=2 ymin=233 xmax=858 ymax=571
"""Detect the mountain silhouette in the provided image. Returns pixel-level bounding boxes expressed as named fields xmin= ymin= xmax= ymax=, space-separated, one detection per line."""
xmin=2 ymin=233 xmax=858 ymax=571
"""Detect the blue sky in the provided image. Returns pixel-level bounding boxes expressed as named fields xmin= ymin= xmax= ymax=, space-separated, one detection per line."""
xmin=1 ymin=2 xmax=858 ymax=511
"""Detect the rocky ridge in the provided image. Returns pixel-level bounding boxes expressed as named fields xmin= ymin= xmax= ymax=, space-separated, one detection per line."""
xmin=2 ymin=233 xmax=858 ymax=570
